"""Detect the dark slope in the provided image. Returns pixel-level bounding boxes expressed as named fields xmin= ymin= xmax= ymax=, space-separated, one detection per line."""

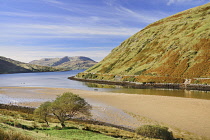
xmin=0 ymin=56 xmax=62 ymax=74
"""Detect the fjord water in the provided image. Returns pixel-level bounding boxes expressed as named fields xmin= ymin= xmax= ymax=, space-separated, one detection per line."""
xmin=0 ymin=70 xmax=91 ymax=90
xmin=0 ymin=70 xmax=209 ymax=100
xmin=0 ymin=70 xmax=113 ymax=91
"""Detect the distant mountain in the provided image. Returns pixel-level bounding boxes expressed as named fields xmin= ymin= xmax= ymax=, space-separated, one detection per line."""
xmin=77 ymin=3 xmax=210 ymax=84
xmin=29 ymin=56 xmax=97 ymax=70
xmin=0 ymin=56 xmax=63 ymax=74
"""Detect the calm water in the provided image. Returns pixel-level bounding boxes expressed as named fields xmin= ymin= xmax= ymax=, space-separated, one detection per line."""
xmin=0 ymin=70 xmax=113 ymax=92
xmin=0 ymin=70 xmax=209 ymax=100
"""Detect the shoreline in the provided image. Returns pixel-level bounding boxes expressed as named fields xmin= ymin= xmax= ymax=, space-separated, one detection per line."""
xmin=0 ymin=87 xmax=210 ymax=139
xmin=68 ymin=76 xmax=210 ymax=91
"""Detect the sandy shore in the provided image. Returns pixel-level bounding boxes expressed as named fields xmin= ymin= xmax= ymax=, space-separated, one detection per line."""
xmin=0 ymin=87 xmax=210 ymax=139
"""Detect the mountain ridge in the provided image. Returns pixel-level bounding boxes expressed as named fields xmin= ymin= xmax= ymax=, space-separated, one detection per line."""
xmin=29 ymin=56 xmax=97 ymax=70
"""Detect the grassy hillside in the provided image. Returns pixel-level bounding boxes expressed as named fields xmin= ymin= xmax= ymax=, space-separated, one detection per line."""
xmin=77 ymin=3 xmax=210 ymax=84
xmin=0 ymin=56 xmax=63 ymax=74
xmin=29 ymin=56 xmax=97 ymax=70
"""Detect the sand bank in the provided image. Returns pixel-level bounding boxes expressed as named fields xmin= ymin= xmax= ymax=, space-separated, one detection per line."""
xmin=0 ymin=87 xmax=210 ymax=139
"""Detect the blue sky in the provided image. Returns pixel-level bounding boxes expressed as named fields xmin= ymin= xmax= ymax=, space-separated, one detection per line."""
xmin=0 ymin=0 xmax=209 ymax=62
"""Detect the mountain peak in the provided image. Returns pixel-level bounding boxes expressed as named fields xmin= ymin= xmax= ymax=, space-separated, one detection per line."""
xmin=70 ymin=56 xmax=96 ymax=62
xmin=29 ymin=56 xmax=97 ymax=70
xmin=52 ymin=56 xmax=70 ymax=66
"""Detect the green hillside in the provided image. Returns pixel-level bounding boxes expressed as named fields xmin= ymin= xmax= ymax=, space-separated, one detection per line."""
xmin=77 ymin=3 xmax=210 ymax=84
xmin=0 ymin=56 xmax=63 ymax=74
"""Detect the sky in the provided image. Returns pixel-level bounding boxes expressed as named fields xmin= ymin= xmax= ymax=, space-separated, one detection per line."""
xmin=0 ymin=0 xmax=209 ymax=62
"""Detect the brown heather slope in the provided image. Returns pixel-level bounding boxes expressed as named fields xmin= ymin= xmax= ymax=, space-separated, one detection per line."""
xmin=77 ymin=3 xmax=210 ymax=84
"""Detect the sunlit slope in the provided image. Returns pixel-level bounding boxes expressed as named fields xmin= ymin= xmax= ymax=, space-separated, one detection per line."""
xmin=78 ymin=3 xmax=210 ymax=84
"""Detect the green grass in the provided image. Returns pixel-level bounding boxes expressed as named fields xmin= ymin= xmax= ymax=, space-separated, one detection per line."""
xmin=0 ymin=113 xmax=117 ymax=140
xmin=41 ymin=129 xmax=116 ymax=140
xmin=0 ymin=107 xmax=153 ymax=140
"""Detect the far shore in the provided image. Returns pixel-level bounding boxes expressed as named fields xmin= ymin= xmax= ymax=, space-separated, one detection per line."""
xmin=0 ymin=87 xmax=210 ymax=139
xmin=68 ymin=76 xmax=210 ymax=91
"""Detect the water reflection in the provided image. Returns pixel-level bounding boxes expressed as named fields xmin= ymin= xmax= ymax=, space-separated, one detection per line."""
xmin=83 ymin=82 xmax=210 ymax=100
xmin=84 ymin=82 xmax=123 ymax=89
xmin=0 ymin=70 xmax=209 ymax=100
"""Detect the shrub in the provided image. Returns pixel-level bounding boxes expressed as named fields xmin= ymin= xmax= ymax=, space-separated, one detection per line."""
xmin=135 ymin=125 xmax=173 ymax=140
xmin=0 ymin=104 xmax=35 ymax=114
xmin=127 ymin=77 xmax=136 ymax=82
xmin=84 ymin=73 xmax=92 ymax=79
xmin=134 ymin=69 xmax=147 ymax=75
xmin=125 ymin=67 xmax=133 ymax=72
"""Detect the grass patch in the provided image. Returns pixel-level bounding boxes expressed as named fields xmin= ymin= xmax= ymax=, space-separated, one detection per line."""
xmin=41 ymin=129 xmax=116 ymax=140
xmin=0 ymin=107 xmax=154 ymax=140
xmin=0 ymin=128 xmax=35 ymax=140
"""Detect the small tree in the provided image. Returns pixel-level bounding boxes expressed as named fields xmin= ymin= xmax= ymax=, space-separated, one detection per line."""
xmin=34 ymin=101 xmax=51 ymax=127
xmin=50 ymin=92 xmax=92 ymax=128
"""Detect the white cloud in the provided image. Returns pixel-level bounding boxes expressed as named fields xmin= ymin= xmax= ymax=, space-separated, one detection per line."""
xmin=167 ymin=0 xmax=175 ymax=5
xmin=41 ymin=0 xmax=166 ymax=25
xmin=0 ymin=23 xmax=140 ymax=39
xmin=167 ymin=0 xmax=207 ymax=5
xmin=0 ymin=11 xmax=124 ymax=28
xmin=103 ymin=0 xmax=117 ymax=6
xmin=0 ymin=46 xmax=110 ymax=62
xmin=115 ymin=6 xmax=164 ymax=24
xmin=43 ymin=0 xmax=64 ymax=5
xmin=0 ymin=0 xmax=172 ymax=63
xmin=167 ymin=0 xmax=190 ymax=5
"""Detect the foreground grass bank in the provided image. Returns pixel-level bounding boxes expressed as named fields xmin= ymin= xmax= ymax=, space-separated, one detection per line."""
xmin=0 ymin=104 xmax=160 ymax=140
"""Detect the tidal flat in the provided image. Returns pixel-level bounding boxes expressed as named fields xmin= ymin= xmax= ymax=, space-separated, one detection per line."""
xmin=0 ymin=87 xmax=210 ymax=139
